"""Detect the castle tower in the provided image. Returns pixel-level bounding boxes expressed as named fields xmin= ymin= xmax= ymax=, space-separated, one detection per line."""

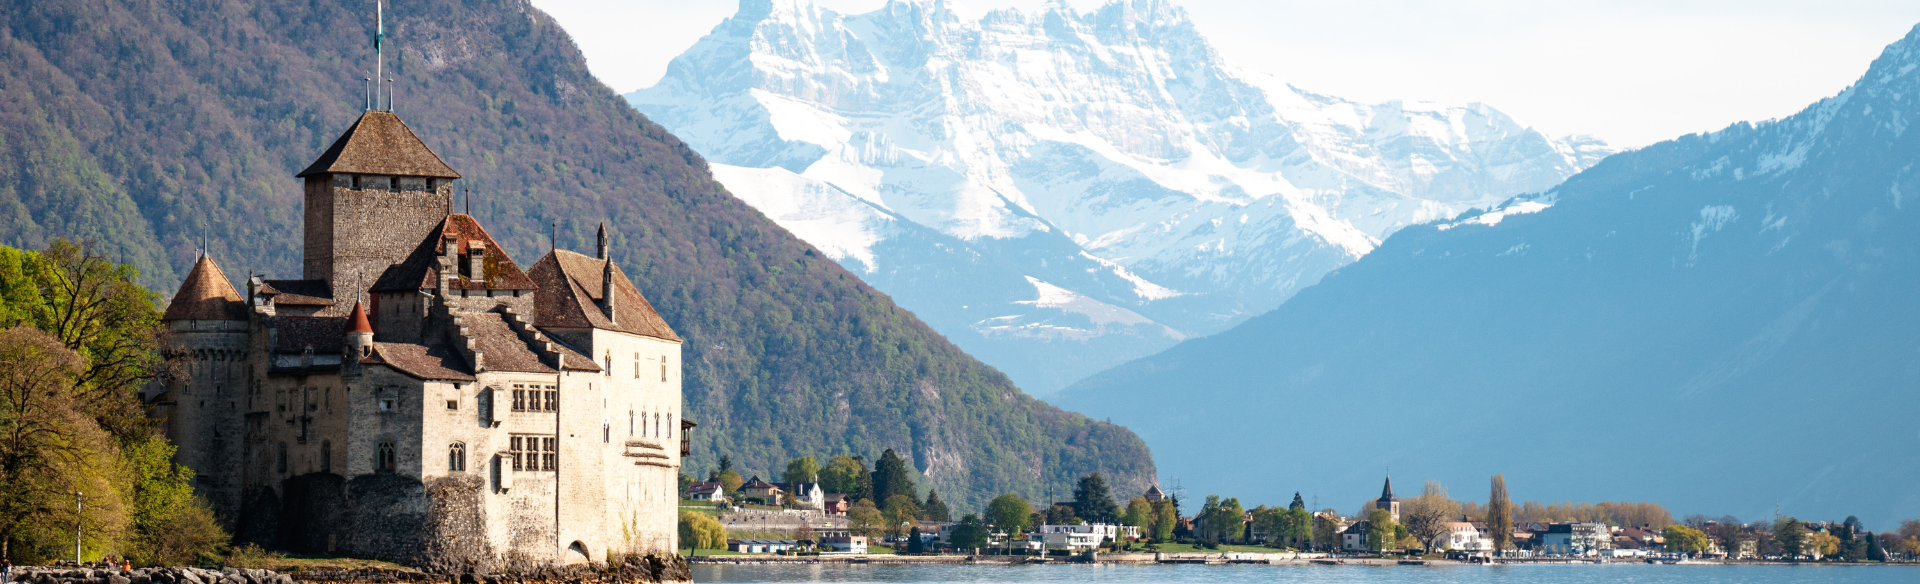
xmin=160 ymin=254 xmax=252 ymax=525
xmin=296 ymin=111 xmax=460 ymax=310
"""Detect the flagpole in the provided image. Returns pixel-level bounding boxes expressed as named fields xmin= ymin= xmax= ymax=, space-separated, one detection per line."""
xmin=376 ymin=0 xmax=384 ymax=110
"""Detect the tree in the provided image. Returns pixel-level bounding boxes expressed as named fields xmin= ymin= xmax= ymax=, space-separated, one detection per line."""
xmin=1311 ymin=510 xmax=1342 ymax=551
xmin=1195 ymin=495 xmax=1245 ymax=543
xmin=718 ymin=469 xmax=744 ymax=495
xmin=718 ymin=455 xmax=733 ymax=473
xmin=985 ymin=494 xmax=1032 ymax=536
xmin=950 ymin=514 xmax=989 ymax=550
xmin=1150 ymin=499 xmax=1178 ymax=542
xmin=1072 ymin=473 xmax=1122 ymax=524
xmin=921 ymin=490 xmax=951 ymax=522
xmin=124 ymin=437 xmax=227 ymax=566
xmin=1123 ymin=497 xmax=1153 ymax=532
xmin=1045 ymin=503 xmax=1079 ymax=526
xmin=1711 ymin=522 xmax=1745 ymax=558
xmin=1774 ymin=518 xmax=1806 ymax=559
xmin=28 ymin=241 xmax=164 ymax=441
xmin=1487 ymin=474 xmax=1513 ymax=553
xmin=906 ymin=526 xmax=925 ymax=554
xmin=1664 ymin=524 xmax=1710 ymax=555
xmin=0 ymin=326 xmax=129 ymax=562
xmin=1809 ymin=531 xmax=1840 ymax=558
xmin=818 ymin=455 xmax=872 ymax=502
xmin=1365 ymin=508 xmax=1397 ymax=553
xmin=847 ymin=500 xmax=886 ymax=538
xmin=783 ymin=456 xmax=820 ymax=485
xmin=871 ymin=449 xmax=916 ymax=507
xmin=1403 ymin=481 xmax=1458 ymax=551
xmin=883 ymin=494 xmax=920 ymax=537
xmin=678 ymin=510 xmax=726 ymax=551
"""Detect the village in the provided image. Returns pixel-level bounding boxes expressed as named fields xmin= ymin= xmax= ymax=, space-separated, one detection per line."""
xmin=676 ymin=456 xmax=1919 ymax=565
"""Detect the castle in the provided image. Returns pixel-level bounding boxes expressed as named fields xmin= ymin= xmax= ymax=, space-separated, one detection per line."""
xmin=154 ymin=108 xmax=686 ymax=569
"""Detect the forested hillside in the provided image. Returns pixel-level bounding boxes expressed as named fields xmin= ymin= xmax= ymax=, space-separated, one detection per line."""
xmin=0 ymin=0 xmax=1154 ymax=509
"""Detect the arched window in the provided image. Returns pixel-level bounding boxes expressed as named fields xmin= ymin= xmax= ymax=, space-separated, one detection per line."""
xmin=604 ymin=350 xmax=613 ymax=376
xmin=628 ymin=410 xmax=634 ymax=436
xmin=654 ymin=413 xmax=661 ymax=438
xmin=321 ymin=440 xmax=333 ymax=473
xmin=449 ymin=442 xmax=466 ymax=472
xmin=602 ymin=420 xmax=610 ymax=444
xmin=276 ymin=442 xmax=288 ymax=474
xmin=377 ymin=441 xmax=396 ymax=472
xmin=667 ymin=414 xmax=674 ymax=439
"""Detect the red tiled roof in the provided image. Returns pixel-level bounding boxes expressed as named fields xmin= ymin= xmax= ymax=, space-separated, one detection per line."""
xmin=371 ymin=215 xmax=538 ymax=292
xmin=460 ymin=312 xmax=554 ymax=374
xmin=365 ymin=343 xmax=475 ymax=381
xmin=163 ymin=256 xmax=247 ymax=321
xmin=347 ymin=301 xmax=373 ymax=333
xmin=297 ymin=111 xmax=460 ymax=178
xmin=528 ymin=250 xmax=680 ymax=342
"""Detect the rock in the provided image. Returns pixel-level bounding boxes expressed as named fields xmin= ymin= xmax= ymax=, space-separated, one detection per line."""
xmin=108 ymin=574 xmax=130 ymax=584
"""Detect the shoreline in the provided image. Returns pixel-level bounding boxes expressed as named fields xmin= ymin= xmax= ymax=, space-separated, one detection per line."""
xmin=686 ymin=554 xmax=1919 ymax=567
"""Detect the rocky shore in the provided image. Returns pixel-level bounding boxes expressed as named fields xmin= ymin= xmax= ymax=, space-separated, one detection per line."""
xmin=7 ymin=556 xmax=691 ymax=584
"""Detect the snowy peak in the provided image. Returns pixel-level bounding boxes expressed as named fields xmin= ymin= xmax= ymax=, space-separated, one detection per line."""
xmin=627 ymin=0 xmax=1611 ymax=394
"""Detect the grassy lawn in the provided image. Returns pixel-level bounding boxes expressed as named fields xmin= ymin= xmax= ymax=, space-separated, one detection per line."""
xmin=867 ymin=545 xmax=895 ymax=554
xmin=682 ymin=549 xmax=757 ymax=557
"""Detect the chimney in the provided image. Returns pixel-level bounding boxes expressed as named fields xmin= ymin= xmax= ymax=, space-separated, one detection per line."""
xmin=601 ymin=258 xmax=618 ymax=326
xmin=596 ymin=222 xmax=609 ymax=260
xmin=467 ymin=241 xmax=486 ymax=282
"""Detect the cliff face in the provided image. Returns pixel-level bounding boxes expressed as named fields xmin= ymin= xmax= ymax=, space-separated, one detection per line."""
xmin=0 ymin=0 xmax=1153 ymax=508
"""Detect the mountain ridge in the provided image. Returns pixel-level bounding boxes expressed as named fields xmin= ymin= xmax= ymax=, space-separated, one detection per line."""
xmin=628 ymin=0 xmax=1611 ymax=394
xmin=1056 ymin=23 xmax=1920 ymax=528
xmin=0 ymin=0 xmax=1153 ymax=510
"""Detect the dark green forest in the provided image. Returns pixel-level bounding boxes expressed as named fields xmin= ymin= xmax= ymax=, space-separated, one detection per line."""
xmin=0 ymin=0 xmax=1154 ymax=509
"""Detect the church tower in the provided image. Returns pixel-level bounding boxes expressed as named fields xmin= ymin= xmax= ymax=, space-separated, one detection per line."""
xmin=159 ymin=254 xmax=252 ymax=524
xmin=296 ymin=111 xmax=460 ymax=310
xmin=1376 ymin=475 xmax=1401 ymax=522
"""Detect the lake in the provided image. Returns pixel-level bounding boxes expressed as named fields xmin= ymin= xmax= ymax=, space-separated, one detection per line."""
xmin=693 ymin=563 xmax=1915 ymax=584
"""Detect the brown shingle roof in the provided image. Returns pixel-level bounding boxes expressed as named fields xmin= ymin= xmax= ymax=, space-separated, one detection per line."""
xmin=274 ymin=316 xmax=346 ymax=354
xmin=163 ymin=256 xmax=247 ymax=321
xmin=460 ymin=312 xmax=554 ymax=374
xmin=365 ymin=343 xmax=476 ymax=381
xmin=371 ymin=215 xmax=538 ymax=292
xmin=296 ymin=111 xmax=460 ymax=178
xmin=528 ymin=250 xmax=680 ymax=342
xmin=259 ymin=279 xmax=335 ymax=306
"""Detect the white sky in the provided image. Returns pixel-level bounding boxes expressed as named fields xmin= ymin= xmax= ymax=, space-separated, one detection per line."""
xmin=527 ymin=0 xmax=1920 ymax=148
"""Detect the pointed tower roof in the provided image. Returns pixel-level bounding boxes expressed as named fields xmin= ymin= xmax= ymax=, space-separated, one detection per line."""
xmin=297 ymin=111 xmax=460 ymax=178
xmin=163 ymin=255 xmax=247 ymax=321
xmin=1379 ymin=475 xmax=1397 ymax=502
xmin=346 ymin=301 xmax=373 ymax=333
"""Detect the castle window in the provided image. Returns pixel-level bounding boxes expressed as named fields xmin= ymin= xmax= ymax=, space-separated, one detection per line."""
xmin=509 ymin=435 xmax=556 ymax=472
xmin=661 ymin=356 xmax=668 ymax=382
xmin=655 ymin=413 xmax=661 ymax=438
xmin=321 ymin=440 xmax=333 ymax=474
xmin=446 ymin=399 xmax=459 ymax=411
xmin=510 ymin=436 xmax=524 ymax=471
xmin=449 ymin=442 xmax=466 ymax=472
xmin=277 ymin=442 xmax=288 ymax=474
xmin=379 ymin=398 xmax=396 ymax=411
xmin=377 ymin=441 xmax=396 ymax=472
xmin=628 ymin=411 xmax=634 ymax=436
xmin=512 ymin=384 xmax=526 ymax=411
xmin=542 ymin=437 xmax=557 ymax=471
xmin=603 ymin=420 xmax=610 ymax=444
xmin=544 ymin=387 xmax=558 ymax=411
xmin=668 ymin=414 xmax=674 ymax=439
xmin=604 ymin=351 xmax=612 ymax=376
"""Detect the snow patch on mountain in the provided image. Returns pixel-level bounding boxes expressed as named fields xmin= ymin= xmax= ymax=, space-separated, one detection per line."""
xmin=627 ymin=0 xmax=1613 ymax=394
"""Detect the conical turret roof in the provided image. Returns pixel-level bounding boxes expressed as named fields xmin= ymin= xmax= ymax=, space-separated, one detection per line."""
xmin=163 ymin=255 xmax=247 ymax=321
xmin=347 ymin=300 xmax=373 ymax=333
xmin=297 ymin=111 xmax=460 ymax=178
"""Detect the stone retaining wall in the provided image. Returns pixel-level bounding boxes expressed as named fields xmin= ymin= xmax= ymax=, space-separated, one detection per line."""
xmin=6 ymin=556 xmax=690 ymax=584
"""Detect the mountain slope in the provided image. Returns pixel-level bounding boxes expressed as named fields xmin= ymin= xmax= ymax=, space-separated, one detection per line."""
xmin=0 ymin=0 xmax=1153 ymax=509
xmin=1057 ymin=25 xmax=1920 ymax=528
xmin=627 ymin=0 xmax=1610 ymax=394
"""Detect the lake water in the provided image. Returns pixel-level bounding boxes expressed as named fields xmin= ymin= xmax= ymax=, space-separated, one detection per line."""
xmin=693 ymin=563 xmax=1915 ymax=584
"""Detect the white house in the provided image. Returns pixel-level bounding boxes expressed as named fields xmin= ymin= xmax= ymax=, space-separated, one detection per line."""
xmin=780 ymin=482 xmax=825 ymax=509
xmin=1027 ymin=523 xmax=1139 ymax=551
xmin=820 ymin=535 xmax=868 ymax=554
xmin=1539 ymin=523 xmax=1610 ymax=555
xmin=689 ymin=481 xmax=726 ymax=502
xmin=1432 ymin=522 xmax=1492 ymax=552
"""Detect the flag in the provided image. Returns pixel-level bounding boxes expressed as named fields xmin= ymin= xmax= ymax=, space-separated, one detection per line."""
xmin=375 ymin=0 xmax=383 ymax=52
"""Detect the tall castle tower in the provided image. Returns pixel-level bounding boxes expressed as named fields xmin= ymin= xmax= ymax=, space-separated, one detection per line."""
xmin=296 ymin=111 xmax=460 ymax=310
xmin=158 ymin=254 xmax=252 ymax=521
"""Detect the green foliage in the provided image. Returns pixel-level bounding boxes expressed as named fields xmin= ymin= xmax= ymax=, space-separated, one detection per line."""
xmin=1195 ymin=495 xmax=1245 ymax=543
xmin=920 ymin=490 xmax=950 ymax=522
xmin=1365 ymin=508 xmax=1397 ymax=552
xmin=1123 ymin=497 xmax=1152 ymax=529
xmin=124 ymin=436 xmax=228 ymax=565
xmin=847 ymin=500 xmax=885 ymax=538
xmin=678 ymin=510 xmax=726 ymax=550
xmin=1072 ymin=473 xmax=1121 ymax=525
xmin=718 ymin=470 xmax=743 ymax=495
xmin=883 ymin=494 xmax=919 ymax=537
xmin=0 ymin=0 xmax=1154 ymax=513
xmin=949 ymin=514 xmax=989 ymax=550
xmin=1151 ymin=499 xmax=1178 ymax=542
xmin=1248 ymin=505 xmax=1311 ymax=548
xmin=905 ymin=527 xmax=924 ymax=554
xmin=1487 ymin=474 xmax=1512 ymax=551
xmin=782 ymin=456 xmax=820 ymax=485
xmin=871 ymin=449 xmax=916 ymax=507
xmin=818 ymin=455 xmax=872 ymax=502
xmin=985 ymin=494 xmax=1031 ymax=535
xmin=1664 ymin=524 xmax=1709 ymax=554
xmin=1044 ymin=503 xmax=1078 ymax=526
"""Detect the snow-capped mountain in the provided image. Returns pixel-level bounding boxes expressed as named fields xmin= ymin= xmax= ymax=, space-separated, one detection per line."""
xmin=1057 ymin=23 xmax=1920 ymax=527
xmin=628 ymin=0 xmax=1611 ymax=394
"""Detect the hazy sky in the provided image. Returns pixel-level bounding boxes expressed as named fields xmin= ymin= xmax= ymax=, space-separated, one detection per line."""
xmin=526 ymin=0 xmax=1920 ymax=148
